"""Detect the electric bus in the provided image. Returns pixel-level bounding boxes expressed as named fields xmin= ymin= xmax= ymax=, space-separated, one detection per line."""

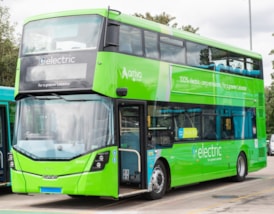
xmin=9 ymin=8 xmax=266 ymax=199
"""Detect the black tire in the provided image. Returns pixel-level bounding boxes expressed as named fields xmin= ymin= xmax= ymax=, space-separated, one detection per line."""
xmin=233 ymin=152 xmax=247 ymax=182
xmin=146 ymin=160 xmax=167 ymax=200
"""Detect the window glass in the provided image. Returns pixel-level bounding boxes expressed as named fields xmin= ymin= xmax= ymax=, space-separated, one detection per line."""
xmin=120 ymin=106 xmax=139 ymax=131
xmin=202 ymin=109 xmax=217 ymax=140
xmin=228 ymin=57 xmax=245 ymax=72
xmin=13 ymin=94 xmax=114 ymax=160
xmin=160 ymin=36 xmax=185 ymax=64
xmin=160 ymin=36 xmax=183 ymax=46
xmin=22 ymin=15 xmax=103 ymax=55
xmin=147 ymin=102 xmax=256 ymax=146
xmin=144 ymin=31 xmax=159 ymax=59
xmin=116 ymin=24 xmax=262 ymax=79
xmin=119 ymin=25 xmax=143 ymax=56
xmin=210 ymin=47 xmax=262 ymax=78
xmin=246 ymin=58 xmax=261 ymax=77
xmin=211 ymin=48 xmax=227 ymax=70
xmin=186 ymin=41 xmax=209 ymax=67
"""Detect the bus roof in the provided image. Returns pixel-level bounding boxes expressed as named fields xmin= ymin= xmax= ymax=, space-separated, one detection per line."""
xmin=0 ymin=86 xmax=14 ymax=102
xmin=23 ymin=8 xmax=262 ymax=59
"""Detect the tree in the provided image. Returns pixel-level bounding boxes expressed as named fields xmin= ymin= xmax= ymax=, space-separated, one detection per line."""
xmin=270 ymin=33 xmax=274 ymax=69
xmin=265 ymin=86 xmax=274 ymax=137
xmin=0 ymin=5 xmax=19 ymax=87
xmin=266 ymin=33 xmax=274 ymax=137
xmin=265 ymin=34 xmax=274 ymax=134
xmin=178 ymin=24 xmax=199 ymax=34
xmin=134 ymin=12 xmax=199 ymax=33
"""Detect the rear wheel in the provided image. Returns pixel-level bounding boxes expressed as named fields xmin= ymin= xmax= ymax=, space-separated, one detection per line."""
xmin=146 ymin=160 xmax=167 ymax=200
xmin=233 ymin=152 xmax=247 ymax=182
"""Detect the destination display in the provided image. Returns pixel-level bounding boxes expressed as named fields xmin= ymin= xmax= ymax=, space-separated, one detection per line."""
xmin=19 ymin=51 xmax=96 ymax=92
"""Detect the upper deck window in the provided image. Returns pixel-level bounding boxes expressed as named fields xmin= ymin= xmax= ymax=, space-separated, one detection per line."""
xmin=186 ymin=41 xmax=262 ymax=78
xmin=186 ymin=41 xmax=210 ymax=67
xmin=119 ymin=25 xmax=143 ymax=56
xmin=21 ymin=15 xmax=104 ymax=55
xmin=160 ymin=36 xmax=185 ymax=64
xmin=144 ymin=31 xmax=159 ymax=59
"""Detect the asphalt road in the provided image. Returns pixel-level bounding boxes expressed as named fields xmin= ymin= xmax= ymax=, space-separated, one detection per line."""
xmin=0 ymin=156 xmax=273 ymax=214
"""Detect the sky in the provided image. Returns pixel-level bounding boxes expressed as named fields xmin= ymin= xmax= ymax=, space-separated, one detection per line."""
xmin=2 ymin=0 xmax=274 ymax=86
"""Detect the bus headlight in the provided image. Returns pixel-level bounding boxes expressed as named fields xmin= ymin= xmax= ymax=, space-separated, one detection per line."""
xmin=8 ymin=152 xmax=15 ymax=169
xmin=91 ymin=151 xmax=110 ymax=171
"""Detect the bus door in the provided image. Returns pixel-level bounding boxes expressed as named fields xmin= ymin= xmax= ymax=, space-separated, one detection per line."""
xmin=0 ymin=106 xmax=9 ymax=184
xmin=118 ymin=101 xmax=148 ymax=197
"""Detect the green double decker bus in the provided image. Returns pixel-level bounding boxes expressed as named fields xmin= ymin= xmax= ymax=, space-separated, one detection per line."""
xmin=10 ymin=8 xmax=266 ymax=199
xmin=0 ymin=86 xmax=14 ymax=188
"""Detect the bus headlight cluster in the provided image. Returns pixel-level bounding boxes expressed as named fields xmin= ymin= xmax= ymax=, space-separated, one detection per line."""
xmin=91 ymin=151 xmax=110 ymax=171
xmin=8 ymin=152 xmax=15 ymax=169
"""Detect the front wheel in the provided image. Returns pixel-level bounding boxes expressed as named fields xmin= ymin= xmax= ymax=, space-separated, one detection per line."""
xmin=233 ymin=152 xmax=247 ymax=182
xmin=146 ymin=160 xmax=167 ymax=200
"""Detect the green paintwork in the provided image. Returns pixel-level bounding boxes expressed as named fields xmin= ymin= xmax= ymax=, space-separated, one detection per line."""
xmin=94 ymin=52 xmax=263 ymax=107
xmin=160 ymin=139 xmax=266 ymax=187
xmin=12 ymin=8 xmax=266 ymax=198
xmin=11 ymin=146 xmax=118 ymax=197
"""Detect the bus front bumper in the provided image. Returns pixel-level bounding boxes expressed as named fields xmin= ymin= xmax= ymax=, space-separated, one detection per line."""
xmin=11 ymin=169 xmax=118 ymax=198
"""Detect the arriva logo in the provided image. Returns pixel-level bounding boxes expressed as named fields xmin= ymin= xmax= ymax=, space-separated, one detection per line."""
xmin=121 ymin=67 xmax=142 ymax=82
xmin=193 ymin=144 xmax=222 ymax=161
xmin=40 ymin=56 xmax=76 ymax=65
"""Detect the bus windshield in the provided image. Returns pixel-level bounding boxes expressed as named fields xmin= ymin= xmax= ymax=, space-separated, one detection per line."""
xmin=13 ymin=94 xmax=114 ymax=160
xmin=21 ymin=15 xmax=104 ymax=55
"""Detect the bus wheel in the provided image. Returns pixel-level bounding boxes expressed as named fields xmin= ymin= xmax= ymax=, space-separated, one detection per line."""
xmin=233 ymin=152 xmax=247 ymax=182
xmin=146 ymin=160 xmax=167 ymax=200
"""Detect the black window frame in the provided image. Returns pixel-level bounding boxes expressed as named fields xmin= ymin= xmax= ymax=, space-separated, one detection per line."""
xmin=113 ymin=21 xmax=263 ymax=79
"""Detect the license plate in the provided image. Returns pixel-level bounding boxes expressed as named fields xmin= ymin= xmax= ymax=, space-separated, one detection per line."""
xmin=40 ymin=187 xmax=62 ymax=194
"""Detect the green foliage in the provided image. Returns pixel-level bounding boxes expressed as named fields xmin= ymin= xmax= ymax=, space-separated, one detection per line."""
xmin=134 ymin=12 xmax=175 ymax=26
xmin=265 ymin=86 xmax=274 ymax=137
xmin=266 ymin=33 xmax=274 ymax=136
xmin=270 ymin=33 xmax=274 ymax=70
xmin=0 ymin=5 xmax=19 ymax=87
xmin=134 ymin=12 xmax=199 ymax=33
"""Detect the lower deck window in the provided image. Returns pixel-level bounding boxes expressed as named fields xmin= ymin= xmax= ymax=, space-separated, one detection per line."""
xmin=147 ymin=102 xmax=257 ymax=145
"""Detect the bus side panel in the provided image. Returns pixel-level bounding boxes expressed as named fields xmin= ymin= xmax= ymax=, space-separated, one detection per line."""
xmin=170 ymin=65 xmax=258 ymax=107
xmin=93 ymin=52 xmax=165 ymax=101
xmin=246 ymin=139 xmax=267 ymax=172
xmin=154 ymin=139 xmax=264 ymax=188
xmin=160 ymin=142 xmax=235 ymax=187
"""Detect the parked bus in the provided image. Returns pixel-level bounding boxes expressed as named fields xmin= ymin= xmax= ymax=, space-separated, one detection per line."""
xmin=0 ymin=86 xmax=14 ymax=188
xmin=9 ymin=8 xmax=266 ymax=199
